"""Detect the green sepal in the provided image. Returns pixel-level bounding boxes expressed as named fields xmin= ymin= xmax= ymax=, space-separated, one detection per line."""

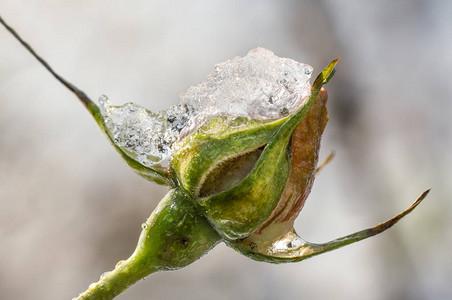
xmin=228 ymin=190 xmax=429 ymax=263
xmin=171 ymin=116 xmax=288 ymax=194
xmin=199 ymin=58 xmax=340 ymax=240
xmin=199 ymin=140 xmax=291 ymax=240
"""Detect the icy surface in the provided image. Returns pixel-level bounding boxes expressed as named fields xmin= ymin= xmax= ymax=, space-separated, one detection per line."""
xmin=99 ymin=96 xmax=188 ymax=167
xmin=181 ymin=48 xmax=313 ymax=133
xmin=99 ymin=48 xmax=313 ymax=167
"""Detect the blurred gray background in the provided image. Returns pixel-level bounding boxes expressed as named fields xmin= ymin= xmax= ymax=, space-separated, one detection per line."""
xmin=0 ymin=1 xmax=450 ymax=299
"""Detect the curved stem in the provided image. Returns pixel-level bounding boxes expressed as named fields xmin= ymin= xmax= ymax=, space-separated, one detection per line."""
xmin=76 ymin=188 xmax=221 ymax=300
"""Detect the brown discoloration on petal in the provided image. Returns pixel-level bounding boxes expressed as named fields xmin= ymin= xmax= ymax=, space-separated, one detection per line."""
xmin=256 ymin=88 xmax=329 ymax=235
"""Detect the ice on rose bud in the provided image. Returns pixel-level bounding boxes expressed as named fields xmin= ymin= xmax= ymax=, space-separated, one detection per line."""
xmin=98 ymin=48 xmax=313 ymax=184
xmin=76 ymin=49 xmax=428 ymax=299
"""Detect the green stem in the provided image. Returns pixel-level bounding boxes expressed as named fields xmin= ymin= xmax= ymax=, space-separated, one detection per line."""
xmin=75 ymin=255 xmax=158 ymax=300
xmin=76 ymin=188 xmax=221 ymax=300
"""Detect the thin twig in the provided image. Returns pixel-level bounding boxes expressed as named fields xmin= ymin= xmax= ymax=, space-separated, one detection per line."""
xmin=0 ymin=14 xmax=93 ymax=108
xmin=315 ymin=151 xmax=335 ymax=176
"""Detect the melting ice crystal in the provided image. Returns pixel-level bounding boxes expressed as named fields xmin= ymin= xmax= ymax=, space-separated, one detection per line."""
xmin=99 ymin=48 xmax=313 ymax=167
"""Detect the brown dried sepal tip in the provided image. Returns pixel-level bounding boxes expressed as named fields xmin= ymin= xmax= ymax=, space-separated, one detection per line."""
xmin=257 ymin=88 xmax=329 ymax=237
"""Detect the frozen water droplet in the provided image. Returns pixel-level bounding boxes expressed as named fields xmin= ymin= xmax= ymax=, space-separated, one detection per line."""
xmin=270 ymin=231 xmax=306 ymax=254
xmin=280 ymin=107 xmax=289 ymax=116
xmin=141 ymin=223 xmax=148 ymax=230
xmin=100 ymin=271 xmax=110 ymax=279
xmin=290 ymin=236 xmax=303 ymax=248
xmin=115 ymin=260 xmax=126 ymax=269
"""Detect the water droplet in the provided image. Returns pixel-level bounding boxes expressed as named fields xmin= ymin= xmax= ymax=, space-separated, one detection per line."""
xmin=89 ymin=283 xmax=97 ymax=289
xmin=115 ymin=260 xmax=126 ymax=269
xmin=141 ymin=223 xmax=148 ymax=230
xmin=98 ymin=95 xmax=106 ymax=105
xmin=100 ymin=271 xmax=110 ymax=279
xmin=290 ymin=236 xmax=303 ymax=248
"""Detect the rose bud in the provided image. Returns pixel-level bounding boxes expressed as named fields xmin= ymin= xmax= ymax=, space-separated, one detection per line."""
xmin=69 ymin=49 xmax=429 ymax=299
